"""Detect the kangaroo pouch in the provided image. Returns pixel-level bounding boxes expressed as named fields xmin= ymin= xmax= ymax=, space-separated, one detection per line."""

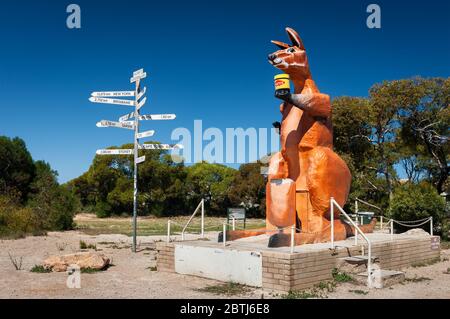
xmin=267 ymin=178 xmax=296 ymax=228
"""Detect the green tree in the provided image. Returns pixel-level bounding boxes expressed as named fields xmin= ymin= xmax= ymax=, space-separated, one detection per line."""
xmin=389 ymin=182 xmax=446 ymax=234
xmin=185 ymin=162 xmax=235 ymax=215
xmin=396 ymin=77 xmax=449 ymax=194
xmin=0 ymin=136 xmax=36 ymax=201
xmin=28 ymin=161 xmax=76 ymax=230
xmin=228 ymin=162 xmax=266 ymax=217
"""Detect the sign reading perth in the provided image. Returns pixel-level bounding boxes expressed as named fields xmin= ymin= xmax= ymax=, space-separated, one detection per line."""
xmin=89 ymin=68 xmax=177 ymax=253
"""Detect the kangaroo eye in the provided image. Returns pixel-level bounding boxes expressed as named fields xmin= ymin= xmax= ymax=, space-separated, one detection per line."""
xmin=287 ymin=48 xmax=296 ymax=53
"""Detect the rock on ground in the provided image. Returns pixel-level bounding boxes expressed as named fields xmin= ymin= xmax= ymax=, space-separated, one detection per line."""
xmin=43 ymin=252 xmax=110 ymax=272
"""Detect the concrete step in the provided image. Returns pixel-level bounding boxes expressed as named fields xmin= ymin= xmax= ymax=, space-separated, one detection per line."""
xmin=355 ymin=269 xmax=405 ymax=289
xmin=341 ymin=255 xmax=379 ymax=265
xmin=336 ymin=255 xmax=380 ymax=275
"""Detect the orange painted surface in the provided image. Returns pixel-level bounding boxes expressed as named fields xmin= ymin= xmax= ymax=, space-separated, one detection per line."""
xmin=224 ymin=27 xmax=375 ymax=247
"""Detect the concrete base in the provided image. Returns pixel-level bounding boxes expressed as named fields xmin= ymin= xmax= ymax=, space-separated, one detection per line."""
xmin=156 ymin=232 xmax=440 ymax=292
xmin=355 ymin=270 xmax=405 ymax=289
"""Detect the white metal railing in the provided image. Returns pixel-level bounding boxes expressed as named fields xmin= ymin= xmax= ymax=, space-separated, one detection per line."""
xmin=331 ymin=197 xmax=373 ymax=288
xmin=389 ymin=216 xmax=433 ymax=236
xmin=354 ymin=198 xmax=384 ymax=228
xmin=181 ymin=199 xmax=205 ymax=240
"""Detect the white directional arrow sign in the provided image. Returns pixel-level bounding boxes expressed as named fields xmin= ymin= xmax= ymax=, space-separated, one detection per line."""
xmin=96 ymin=149 xmax=134 ymax=155
xmin=96 ymin=120 xmax=134 ymax=130
xmin=133 ymin=68 xmax=144 ymax=77
xmin=139 ymin=114 xmax=176 ymax=121
xmin=135 ymin=155 xmax=146 ymax=164
xmin=119 ymin=112 xmax=135 ymax=122
xmin=130 ymin=72 xmax=147 ymax=83
xmin=91 ymin=91 xmax=135 ymax=97
xmin=136 ymin=97 xmax=147 ymax=110
xmin=137 ymin=130 xmax=155 ymax=139
xmin=89 ymin=97 xmax=135 ymax=106
xmin=137 ymin=87 xmax=146 ymax=100
xmin=138 ymin=143 xmax=183 ymax=150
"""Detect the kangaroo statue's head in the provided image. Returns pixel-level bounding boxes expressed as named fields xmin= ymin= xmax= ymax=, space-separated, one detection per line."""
xmin=268 ymin=27 xmax=311 ymax=83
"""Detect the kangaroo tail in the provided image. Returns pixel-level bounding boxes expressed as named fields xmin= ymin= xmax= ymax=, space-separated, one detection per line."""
xmin=344 ymin=218 xmax=377 ymax=237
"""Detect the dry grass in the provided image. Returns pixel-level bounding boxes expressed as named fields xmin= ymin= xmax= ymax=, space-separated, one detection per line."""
xmin=8 ymin=252 xmax=23 ymax=270
xmin=74 ymin=214 xmax=265 ymax=236
xmin=195 ymin=282 xmax=251 ymax=296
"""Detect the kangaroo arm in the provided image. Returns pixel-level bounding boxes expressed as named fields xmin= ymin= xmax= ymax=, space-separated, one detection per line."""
xmin=285 ymin=93 xmax=331 ymax=118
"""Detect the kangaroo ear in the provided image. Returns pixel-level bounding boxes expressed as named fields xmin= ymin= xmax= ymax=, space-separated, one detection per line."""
xmin=285 ymin=27 xmax=305 ymax=49
xmin=271 ymin=40 xmax=290 ymax=49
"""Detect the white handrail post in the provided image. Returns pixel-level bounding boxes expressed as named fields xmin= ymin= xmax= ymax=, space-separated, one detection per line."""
xmin=330 ymin=197 xmax=334 ymax=249
xmin=201 ymin=199 xmax=205 ymax=238
xmin=360 ymin=216 xmax=364 ymax=225
xmin=232 ymin=217 xmax=236 ymax=231
xmin=380 ymin=216 xmax=383 ymax=229
xmin=223 ymin=222 xmax=227 ymax=247
xmin=390 ymin=219 xmax=394 ymax=240
xmin=167 ymin=220 xmax=171 ymax=243
xmin=333 ymin=199 xmax=373 ymax=288
xmin=367 ymin=243 xmax=373 ymax=288
xmin=430 ymin=217 xmax=433 ymax=236
xmin=290 ymin=225 xmax=295 ymax=253
xmin=355 ymin=229 xmax=358 ymax=245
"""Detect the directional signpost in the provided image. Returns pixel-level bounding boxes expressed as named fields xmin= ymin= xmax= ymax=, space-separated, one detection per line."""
xmin=89 ymin=68 xmax=177 ymax=252
xmin=89 ymin=96 xmax=136 ymax=106
xmin=91 ymin=91 xmax=135 ymax=97
xmin=96 ymin=149 xmax=134 ymax=155
xmin=96 ymin=120 xmax=134 ymax=130
xmin=137 ymin=130 xmax=155 ymax=139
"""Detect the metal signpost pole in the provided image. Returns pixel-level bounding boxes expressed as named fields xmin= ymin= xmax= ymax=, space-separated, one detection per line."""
xmin=132 ymin=79 xmax=140 ymax=253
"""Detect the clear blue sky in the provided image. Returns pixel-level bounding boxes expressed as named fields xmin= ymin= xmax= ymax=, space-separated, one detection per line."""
xmin=0 ymin=0 xmax=449 ymax=183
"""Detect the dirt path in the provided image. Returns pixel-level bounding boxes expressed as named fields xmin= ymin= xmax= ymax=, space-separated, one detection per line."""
xmin=1 ymin=231 xmax=449 ymax=299
xmin=0 ymin=231 xmax=264 ymax=299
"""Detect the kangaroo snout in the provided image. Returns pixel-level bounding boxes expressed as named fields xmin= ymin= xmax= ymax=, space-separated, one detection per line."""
xmin=268 ymin=54 xmax=277 ymax=61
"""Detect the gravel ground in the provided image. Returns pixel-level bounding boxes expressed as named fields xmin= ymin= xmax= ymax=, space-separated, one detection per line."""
xmin=0 ymin=231 xmax=449 ymax=299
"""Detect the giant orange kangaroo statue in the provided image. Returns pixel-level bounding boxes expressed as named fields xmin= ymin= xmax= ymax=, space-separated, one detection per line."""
xmin=219 ymin=27 xmax=376 ymax=247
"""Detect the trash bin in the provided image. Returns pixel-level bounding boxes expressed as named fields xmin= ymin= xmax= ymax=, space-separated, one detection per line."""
xmin=357 ymin=212 xmax=375 ymax=225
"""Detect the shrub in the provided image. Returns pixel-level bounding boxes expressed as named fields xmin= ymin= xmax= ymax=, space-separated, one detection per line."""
xmin=0 ymin=195 xmax=41 ymax=238
xmin=332 ymin=268 xmax=354 ymax=283
xmin=389 ymin=183 xmax=446 ymax=234
xmin=95 ymin=201 xmax=112 ymax=218
xmin=30 ymin=265 xmax=52 ymax=273
xmin=79 ymin=240 xmax=96 ymax=250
